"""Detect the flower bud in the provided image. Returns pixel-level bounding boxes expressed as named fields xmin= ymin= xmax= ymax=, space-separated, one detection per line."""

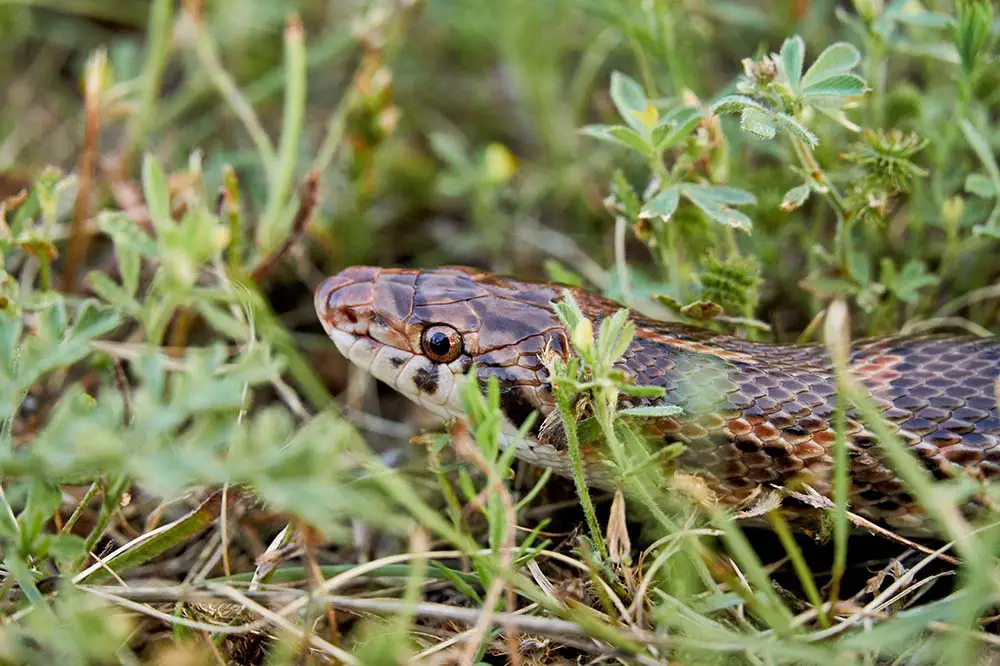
xmin=572 ymin=317 xmax=594 ymax=355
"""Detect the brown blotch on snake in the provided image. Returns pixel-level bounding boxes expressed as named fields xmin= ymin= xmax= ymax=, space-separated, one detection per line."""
xmin=413 ymin=364 xmax=439 ymax=395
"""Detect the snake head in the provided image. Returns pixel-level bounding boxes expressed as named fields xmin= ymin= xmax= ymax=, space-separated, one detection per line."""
xmin=315 ymin=266 xmax=571 ymax=430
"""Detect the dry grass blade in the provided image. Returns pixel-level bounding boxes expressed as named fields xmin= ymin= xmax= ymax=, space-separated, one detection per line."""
xmin=62 ymin=49 xmax=105 ymax=293
xmin=81 ymin=584 xmax=672 ymax=660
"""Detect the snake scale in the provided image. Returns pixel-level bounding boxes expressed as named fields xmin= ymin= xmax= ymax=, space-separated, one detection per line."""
xmin=315 ymin=265 xmax=1000 ymax=537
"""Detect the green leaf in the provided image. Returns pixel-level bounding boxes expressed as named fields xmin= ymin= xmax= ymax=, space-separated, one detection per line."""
xmin=87 ymin=272 xmax=139 ymax=313
xmin=552 ymin=290 xmax=586 ymax=335
xmin=428 ymin=131 xmax=470 ymax=169
xmin=580 ymin=124 xmax=651 ymax=154
xmin=196 ymin=301 xmax=251 ymax=341
xmin=640 ymin=187 xmax=680 ymax=221
xmin=960 ymin=119 xmax=1000 ymax=192
xmin=75 ymin=491 xmax=228 ymax=585
xmin=679 ymin=300 xmax=724 ymax=320
xmin=0 ymin=316 xmax=24 ymax=378
xmin=141 ymin=153 xmax=173 ymax=233
xmin=781 ymin=184 xmax=811 ymax=211
xmin=952 ymin=0 xmax=994 ymax=75
xmin=965 ymin=173 xmax=996 ymax=199
xmin=804 ymin=276 xmax=859 ymax=296
xmin=543 ymin=260 xmax=585 ymax=288
xmin=608 ymin=170 xmax=641 ymax=220
xmin=662 ymin=105 xmax=703 ymax=129
xmin=47 ymin=534 xmax=86 ymax=570
xmin=617 ymin=383 xmax=667 ymax=398
xmin=5 ymin=554 xmax=43 ymax=604
xmin=177 ymin=207 xmax=221 ymax=265
xmin=72 ymin=300 xmax=122 ymax=341
xmin=780 ymin=35 xmax=805 ymax=90
xmin=892 ymin=39 xmax=960 ymax=64
xmin=890 ymin=10 xmax=953 ymax=28
xmin=17 ymin=302 xmax=120 ymax=387
xmin=681 ymin=184 xmax=754 ymax=232
xmin=800 ymin=42 xmax=862 ymax=90
xmin=431 ymin=561 xmax=482 ymax=604
xmin=18 ymin=482 xmax=62 ymax=550
xmin=596 ymin=307 xmax=634 ymax=365
xmin=19 ymin=290 xmax=63 ymax=313
xmin=711 ymin=94 xmax=767 ymax=115
xmin=740 ymin=107 xmax=776 ymax=140
xmin=972 ymin=224 xmax=1000 ymax=238
xmin=802 ymin=74 xmax=867 ymax=97
xmin=653 ymin=106 xmax=702 ymax=150
xmin=848 ymin=250 xmax=871 ymax=285
xmin=609 ymin=71 xmax=649 ymax=132
xmin=117 ymin=243 xmax=141 ymax=298
xmin=97 ymin=211 xmax=157 ymax=256
xmin=887 ymin=260 xmax=940 ymax=304
xmin=961 ymin=119 xmax=1000 ymax=229
xmin=36 ymin=298 xmax=68 ymax=343
xmin=619 ymin=405 xmax=684 ymax=418
xmin=696 ymin=186 xmax=757 ymax=206
xmin=773 ymin=113 xmax=818 ymax=147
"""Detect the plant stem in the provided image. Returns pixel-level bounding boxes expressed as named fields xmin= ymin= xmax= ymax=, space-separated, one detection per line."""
xmin=791 ymin=137 xmax=851 ymax=265
xmin=555 ymin=393 xmax=608 ymax=562
xmin=121 ymin=0 xmax=174 ymax=175
xmin=62 ymin=482 xmax=101 ymax=535
xmin=78 ymin=475 xmax=131 ymax=571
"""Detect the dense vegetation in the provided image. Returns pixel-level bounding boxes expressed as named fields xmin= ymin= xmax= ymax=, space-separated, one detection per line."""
xmin=0 ymin=0 xmax=998 ymax=663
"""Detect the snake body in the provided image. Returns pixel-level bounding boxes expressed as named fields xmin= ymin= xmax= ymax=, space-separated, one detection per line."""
xmin=315 ymin=265 xmax=1000 ymax=536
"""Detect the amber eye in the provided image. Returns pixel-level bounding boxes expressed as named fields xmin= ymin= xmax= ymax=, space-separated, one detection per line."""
xmin=421 ymin=324 xmax=463 ymax=363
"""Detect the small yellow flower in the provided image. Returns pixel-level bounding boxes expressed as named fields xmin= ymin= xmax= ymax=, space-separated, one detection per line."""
xmin=214 ymin=226 xmax=232 ymax=251
xmin=942 ymin=196 xmax=965 ymax=229
xmin=635 ymin=104 xmax=659 ymax=128
xmin=483 ymin=143 xmax=517 ymax=184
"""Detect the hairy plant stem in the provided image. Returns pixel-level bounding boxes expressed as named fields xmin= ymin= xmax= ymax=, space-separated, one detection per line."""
xmin=652 ymin=158 xmax=683 ymax=297
xmin=555 ymin=392 xmax=609 ymax=562
xmin=791 ymin=138 xmax=851 ymax=266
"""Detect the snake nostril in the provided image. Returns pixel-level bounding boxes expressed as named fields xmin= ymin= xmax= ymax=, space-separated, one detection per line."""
xmin=343 ymin=308 xmax=358 ymax=324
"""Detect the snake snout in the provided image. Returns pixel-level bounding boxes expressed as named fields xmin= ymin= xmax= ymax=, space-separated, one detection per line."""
xmin=314 ymin=268 xmax=383 ymax=337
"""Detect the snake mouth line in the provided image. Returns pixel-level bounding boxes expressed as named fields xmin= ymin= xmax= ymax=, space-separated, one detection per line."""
xmin=330 ymin=328 xmax=466 ymax=421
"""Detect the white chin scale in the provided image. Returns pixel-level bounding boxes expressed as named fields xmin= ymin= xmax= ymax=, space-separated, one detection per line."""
xmin=329 ymin=329 xmax=463 ymax=420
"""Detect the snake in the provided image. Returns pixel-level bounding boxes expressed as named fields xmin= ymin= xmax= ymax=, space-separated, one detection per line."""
xmin=314 ymin=265 xmax=1000 ymax=537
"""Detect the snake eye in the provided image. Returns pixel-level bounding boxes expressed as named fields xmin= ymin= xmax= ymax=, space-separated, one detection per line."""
xmin=421 ymin=325 xmax=462 ymax=363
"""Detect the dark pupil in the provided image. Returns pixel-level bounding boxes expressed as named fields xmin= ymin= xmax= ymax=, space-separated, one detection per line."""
xmin=428 ymin=331 xmax=451 ymax=356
